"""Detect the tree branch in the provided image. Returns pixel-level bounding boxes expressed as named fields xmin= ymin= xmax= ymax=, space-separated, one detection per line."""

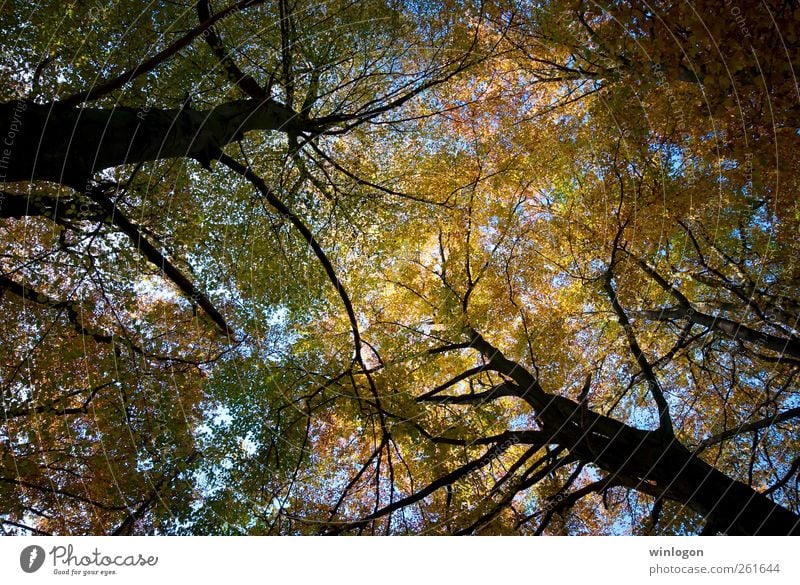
xmin=696 ymin=407 xmax=800 ymax=452
xmin=603 ymin=268 xmax=674 ymax=435
xmin=60 ymin=0 xmax=268 ymax=106
xmin=86 ymin=184 xmax=233 ymax=336
xmin=636 ymin=306 xmax=800 ymax=359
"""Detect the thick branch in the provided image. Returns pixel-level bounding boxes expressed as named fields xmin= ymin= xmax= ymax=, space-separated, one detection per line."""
xmin=328 ymin=437 xmax=528 ymax=534
xmin=603 ymin=271 xmax=674 ymax=435
xmin=1 ymin=98 xmax=297 ymax=187
xmin=0 ymin=477 xmax=128 ymax=512
xmin=0 ymin=190 xmax=102 ymax=221
xmin=4 ymin=381 xmax=113 ymax=418
xmin=463 ymin=330 xmax=800 ymax=534
xmin=697 ymin=407 xmax=800 ymax=451
xmin=111 ymin=451 xmax=200 ymax=535
xmin=86 ymin=185 xmax=233 ymax=336
xmin=417 ymin=382 xmax=521 ymax=405
xmin=415 ymin=365 xmax=492 ymax=401
xmin=60 ymin=0 xmax=268 ymax=106
xmin=637 ymin=306 xmax=800 ymax=359
xmin=0 ymin=274 xmax=113 ymax=344
xmin=197 ymin=0 xmax=270 ymax=100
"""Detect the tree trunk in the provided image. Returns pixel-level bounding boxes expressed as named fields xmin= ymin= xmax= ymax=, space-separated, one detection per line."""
xmin=472 ymin=332 xmax=800 ymax=535
xmin=561 ymin=419 xmax=800 ymax=535
xmin=0 ymin=98 xmax=297 ymax=189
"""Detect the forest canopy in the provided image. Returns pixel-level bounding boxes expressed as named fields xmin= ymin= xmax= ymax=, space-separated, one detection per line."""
xmin=1 ymin=0 xmax=799 ymax=535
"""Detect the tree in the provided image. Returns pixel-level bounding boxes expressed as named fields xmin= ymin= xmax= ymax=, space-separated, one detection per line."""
xmin=1 ymin=0 xmax=798 ymax=535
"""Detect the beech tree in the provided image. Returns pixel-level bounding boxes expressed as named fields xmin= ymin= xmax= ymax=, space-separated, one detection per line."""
xmin=1 ymin=0 xmax=798 ymax=535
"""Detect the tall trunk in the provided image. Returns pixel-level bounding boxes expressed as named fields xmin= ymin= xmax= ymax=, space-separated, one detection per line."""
xmin=472 ymin=332 xmax=800 ymax=535
xmin=0 ymin=99 xmax=297 ymax=189
xmin=560 ymin=419 xmax=800 ymax=535
xmin=637 ymin=307 xmax=800 ymax=359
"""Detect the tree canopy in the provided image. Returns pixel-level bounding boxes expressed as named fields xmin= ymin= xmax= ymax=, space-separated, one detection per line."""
xmin=1 ymin=0 xmax=799 ymax=535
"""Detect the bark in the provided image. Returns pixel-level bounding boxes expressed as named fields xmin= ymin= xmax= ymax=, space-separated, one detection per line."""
xmin=469 ymin=331 xmax=800 ymax=535
xmin=637 ymin=307 xmax=800 ymax=359
xmin=558 ymin=417 xmax=800 ymax=535
xmin=0 ymin=190 xmax=102 ymax=220
xmin=0 ymin=98 xmax=298 ymax=188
